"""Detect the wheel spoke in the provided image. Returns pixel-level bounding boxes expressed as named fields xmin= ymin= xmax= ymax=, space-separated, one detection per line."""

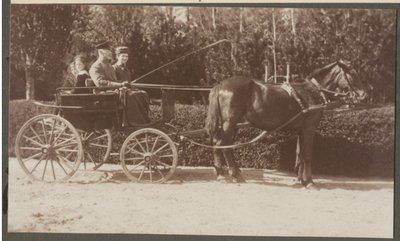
xmin=134 ymin=137 xmax=146 ymax=153
xmin=50 ymin=157 xmax=56 ymax=181
xmin=57 ymin=148 xmax=79 ymax=153
xmin=64 ymin=151 xmax=74 ymax=160
xmin=23 ymin=152 xmax=43 ymax=162
xmin=126 ymin=145 xmax=144 ymax=156
xmin=150 ymin=136 xmax=160 ymax=153
xmin=83 ymin=153 xmax=87 ymax=170
xmin=22 ymin=135 xmax=45 ymax=148
xmin=55 ymin=158 xmax=69 ymax=175
xmin=87 ymin=152 xmax=97 ymax=165
xmin=125 ymin=157 xmax=145 ymax=161
xmin=159 ymin=154 xmax=174 ymax=158
xmin=58 ymin=155 xmax=74 ymax=171
xmin=42 ymin=157 xmax=49 ymax=180
xmin=149 ymin=163 xmax=153 ymax=182
xmin=145 ymin=133 xmax=149 ymax=152
xmin=29 ymin=126 xmax=45 ymax=144
xmin=156 ymin=160 xmax=172 ymax=168
xmin=138 ymin=165 xmax=146 ymax=181
xmin=128 ymin=160 xmax=146 ymax=172
xmin=153 ymin=143 xmax=169 ymax=155
xmin=20 ymin=147 xmax=42 ymax=151
xmin=53 ymin=126 xmax=68 ymax=144
xmin=29 ymin=154 xmax=45 ymax=174
xmin=54 ymin=136 xmax=77 ymax=148
xmin=41 ymin=119 xmax=49 ymax=144
xmin=55 ymin=142 xmax=77 ymax=149
xmin=48 ymin=119 xmax=57 ymax=145
xmin=88 ymin=133 xmax=107 ymax=141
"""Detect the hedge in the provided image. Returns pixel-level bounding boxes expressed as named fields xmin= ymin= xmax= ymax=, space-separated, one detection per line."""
xmin=9 ymin=100 xmax=394 ymax=177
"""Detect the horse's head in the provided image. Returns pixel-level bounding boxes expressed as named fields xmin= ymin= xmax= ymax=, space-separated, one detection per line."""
xmin=309 ymin=60 xmax=368 ymax=102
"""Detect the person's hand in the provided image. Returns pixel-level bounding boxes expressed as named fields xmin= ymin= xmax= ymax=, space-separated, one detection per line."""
xmin=122 ymin=81 xmax=130 ymax=88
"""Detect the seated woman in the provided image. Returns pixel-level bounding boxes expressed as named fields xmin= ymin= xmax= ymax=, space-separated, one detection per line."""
xmin=63 ymin=54 xmax=91 ymax=94
xmin=113 ymin=46 xmax=150 ymax=125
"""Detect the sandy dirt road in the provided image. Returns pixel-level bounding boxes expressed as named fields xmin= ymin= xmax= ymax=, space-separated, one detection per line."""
xmin=7 ymin=158 xmax=393 ymax=238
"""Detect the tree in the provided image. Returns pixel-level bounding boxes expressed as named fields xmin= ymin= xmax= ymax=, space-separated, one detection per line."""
xmin=10 ymin=5 xmax=75 ymax=100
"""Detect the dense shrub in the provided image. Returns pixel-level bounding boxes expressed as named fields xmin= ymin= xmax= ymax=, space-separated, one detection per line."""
xmin=9 ymin=100 xmax=394 ymax=177
xmin=8 ymin=100 xmax=55 ymax=155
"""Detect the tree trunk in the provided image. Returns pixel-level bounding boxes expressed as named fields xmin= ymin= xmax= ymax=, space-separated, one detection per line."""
xmin=239 ymin=8 xmax=243 ymax=33
xmin=212 ymin=8 xmax=216 ymax=30
xmin=291 ymin=9 xmax=296 ymax=35
xmin=161 ymin=89 xmax=175 ymax=122
xmin=25 ymin=65 xmax=35 ymax=100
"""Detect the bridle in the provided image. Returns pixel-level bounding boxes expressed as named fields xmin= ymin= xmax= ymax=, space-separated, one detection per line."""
xmin=321 ymin=88 xmax=349 ymax=97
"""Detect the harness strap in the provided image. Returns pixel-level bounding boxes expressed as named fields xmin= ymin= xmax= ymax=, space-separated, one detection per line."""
xmin=309 ymin=78 xmax=329 ymax=104
xmin=281 ymin=82 xmax=306 ymax=110
xmin=181 ymin=111 xmax=303 ymax=150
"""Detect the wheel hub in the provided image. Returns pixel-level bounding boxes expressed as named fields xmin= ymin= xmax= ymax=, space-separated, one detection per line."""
xmin=42 ymin=144 xmax=57 ymax=159
xmin=144 ymin=153 xmax=152 ymax=163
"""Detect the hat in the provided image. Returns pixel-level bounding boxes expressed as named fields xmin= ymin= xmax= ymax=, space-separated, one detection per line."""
xmin=116 ymin=46 xmax=129 ymax=55
xmin=95 ymin=40 xmax=111 ymax=50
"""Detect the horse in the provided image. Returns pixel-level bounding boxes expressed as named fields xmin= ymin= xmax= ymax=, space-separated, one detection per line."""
xmin=205 ymin=60 xmax=368 ymax=188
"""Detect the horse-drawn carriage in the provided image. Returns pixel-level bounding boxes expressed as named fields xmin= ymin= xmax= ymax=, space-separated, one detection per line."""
xmin=15 ymin=86 xmax=180 ymax=183
xmin=14 ymin=60 xmax=368 ymax=187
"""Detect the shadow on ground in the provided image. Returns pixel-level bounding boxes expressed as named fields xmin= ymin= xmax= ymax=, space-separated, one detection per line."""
xmin=75 ymin=167 xmax=393 ymax=191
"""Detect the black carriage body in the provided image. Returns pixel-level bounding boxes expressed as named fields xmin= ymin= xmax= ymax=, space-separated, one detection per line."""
xmin=57 ymin=91 xmax=121 ymax=132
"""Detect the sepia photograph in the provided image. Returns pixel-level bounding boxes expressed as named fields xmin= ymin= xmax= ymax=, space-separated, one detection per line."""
xmin=4 ymin=2 xmax=397 ymax=239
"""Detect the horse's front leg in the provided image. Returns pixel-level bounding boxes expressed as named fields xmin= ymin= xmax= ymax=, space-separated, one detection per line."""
xmin=295 ymin=135 xmax=304 ymax=182
xmin=297 ymin=129 xmax=316 ymax=188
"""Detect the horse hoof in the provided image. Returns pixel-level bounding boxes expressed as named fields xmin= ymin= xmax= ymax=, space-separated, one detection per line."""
xmin=304 ymin=182 xmax=319 ymax=191
xmin=216 ymin=175 xmax=229 ymax=183
xmin=232 ymin=175 xmax=246 ymax=183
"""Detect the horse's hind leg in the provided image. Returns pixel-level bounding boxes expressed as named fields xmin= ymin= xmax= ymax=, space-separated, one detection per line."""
xmin=212 ymin=136 xmax=228 ymax=181
xmin=221 ymin=122 xmax=245 ymax=183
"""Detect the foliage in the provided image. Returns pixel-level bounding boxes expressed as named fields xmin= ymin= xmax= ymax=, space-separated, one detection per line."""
xmin=9 ymin=6 xmax=396 ymax=103
xmin=10 ymin=5 xmax=76 ymax=100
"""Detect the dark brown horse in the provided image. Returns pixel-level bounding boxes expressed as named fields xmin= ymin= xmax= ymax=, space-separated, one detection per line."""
xmin=205 ymin=60 xmax=368 ymax=187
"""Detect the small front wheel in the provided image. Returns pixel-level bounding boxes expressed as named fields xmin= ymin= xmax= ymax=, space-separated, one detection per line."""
xmin=120 ymin=128 xmax=178 ymax=183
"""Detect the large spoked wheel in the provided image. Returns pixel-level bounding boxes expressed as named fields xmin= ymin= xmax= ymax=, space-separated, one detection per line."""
xmin=15 ymin=114 xmax=83 ymax=182
xmin=79 ymin=129 xmax=112 ymax=170
xmin=120 ymin=128 xmax=178 ymax=183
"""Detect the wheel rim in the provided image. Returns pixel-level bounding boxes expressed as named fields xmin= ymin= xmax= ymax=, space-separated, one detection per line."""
xmin=79 ymin=129 xmax=112 ymax=170
xmin=120 ymin=128 xmax=178 ymax=183
xmin=15 ymin=114 xmax=83 ymax=182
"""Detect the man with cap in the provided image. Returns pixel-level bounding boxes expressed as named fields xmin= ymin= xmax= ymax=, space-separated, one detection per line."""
xmin=113 ymin=46 xmax=131 ymax=82
xmin=89 ymin=41 xmax=129 ymax=87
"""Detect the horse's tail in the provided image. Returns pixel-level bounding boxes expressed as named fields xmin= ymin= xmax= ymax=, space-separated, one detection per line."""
xmin=205 ymin=85 xmax=220 ymax=145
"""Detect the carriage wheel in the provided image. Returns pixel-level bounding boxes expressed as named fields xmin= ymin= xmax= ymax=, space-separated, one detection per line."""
xmin=120 ymin=128 xmax=178 ymax=183
xmin=15 ymin=114 xmax=83 ymax=182
xmin=79 ymin=129 xmax=112 ymax=170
